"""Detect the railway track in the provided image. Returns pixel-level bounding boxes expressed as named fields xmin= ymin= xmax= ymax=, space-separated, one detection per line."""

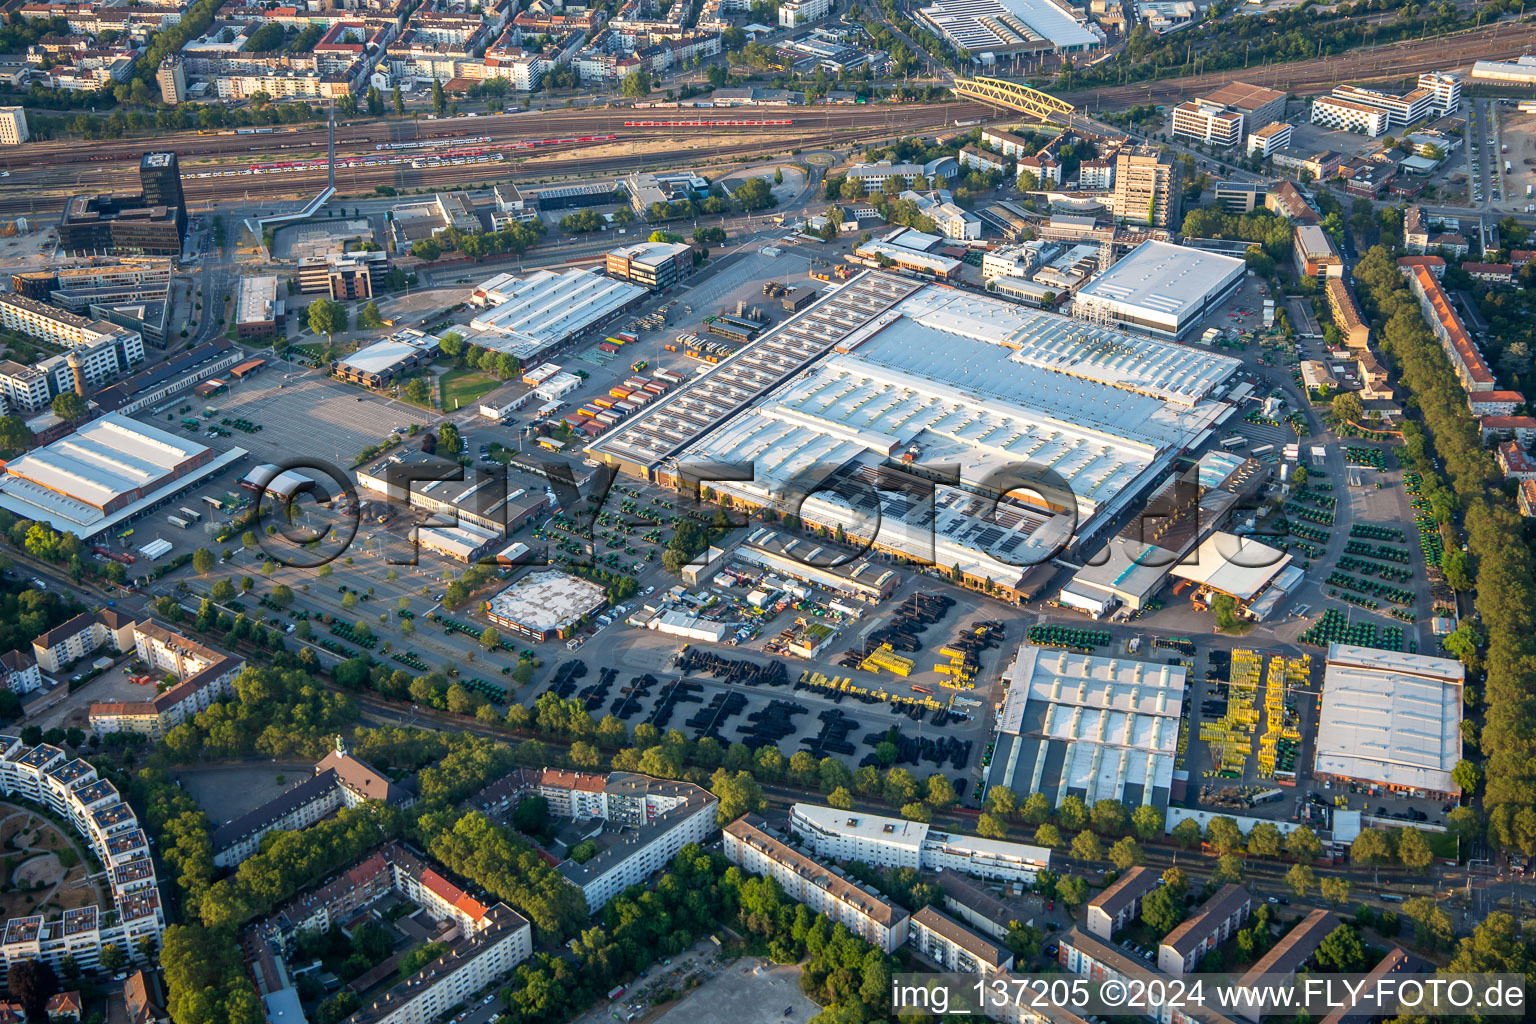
xmin=0 ymin=111 xmax=985 ymax=218
xmin=1064 ymin=20 xmax=1536 ymax=107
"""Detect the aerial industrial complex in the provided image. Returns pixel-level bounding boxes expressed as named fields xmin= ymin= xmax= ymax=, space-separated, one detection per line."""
xmin=0 ymin=0 xmax=1523 ymax=1016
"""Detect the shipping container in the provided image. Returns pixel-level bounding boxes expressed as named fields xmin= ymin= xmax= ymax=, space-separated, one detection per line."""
xmin=167 ymin=515 xmax=189 ymax=529
xmin=598 ymin=343 xmax=620 ymax=354
xmin=616 ymin=331 xmax=638 ymax=343
xmin=613 ymin=401 xmax=637 ymax=414
xmin=604 ymin=336 xmax=627 ymax=347
xmin=610 ymin=387 xmax=632 ymax=399
xmin=593 ymin=398 xmax=614 ymax=409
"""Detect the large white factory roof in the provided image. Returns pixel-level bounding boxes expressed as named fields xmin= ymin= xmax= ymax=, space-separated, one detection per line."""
xmin=1073 ymin=241 xmax=1245 ymax=325
xmin=590 ymin=274 xmax=1238 ymax=586
xmin=1313 ymin=644 xmax=1464 ymax=793
xmin=1168 ymin=531 xmax=1291 ymax=601
xmin=0 ymin=413 xmax=247 ymax=537
xmin=988 ymin=645 xmax=1186 ymax=809
xmin=486 ymin=569 xmax=608 ymax=634
xmin=466 ymin=269 xmax=646 ymax=360
xmin=920 ymin=0 xmax=1099 ymax=50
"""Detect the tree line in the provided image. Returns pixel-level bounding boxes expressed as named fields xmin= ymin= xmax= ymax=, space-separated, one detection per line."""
xmin=1353 ymin=245 xmax=1536 ymax=854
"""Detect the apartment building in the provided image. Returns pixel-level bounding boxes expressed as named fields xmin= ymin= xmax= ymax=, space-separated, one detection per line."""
xmin=210 ymin=742 xmax=415 ymax=868
xmin=779 ymin=0 xmax=832 ymax=26
xmin=1469 ymin=390 xmax=1525 ymax=417
xmin=254 ymin=842 xmax=532 ymax=1024
xmin=0 ymin=736 xmax=164 ymax=974
xmin=1058 ymin=928 xmax=1243 ymax=1024
xmin=0 ymin=651 xmax=40 ymax=695
xmin=1086 ymin=865 xmax=1158 ymax=939
xmin=473 ymin=769 xmax=717 ymax=910
xmin=0 ymin=293 xmax=145 ymax=358
xmin=908 ymin=906 xmax=1013 ymax=974
xmin=1417 ymin=72 xmax=1461 ymax=115
xmin=1213 ymin=180 xmax=1265 ymax=214
xmin=1398 ymin=256 xmax=1496 ymax=393
xmin=1079 ymin=158 xmax=1113 ymax=189
xmin=156 ymin=57 xmax=185 ymax=104
xmin=1232 ymin=909 xmax=1339 ymax=1022
xmin=790 ymin=803 xmax=1051 ymax=883
xmin=1324 ymin=277 xmax=1370 ymax=348
xmin=724 ymin=815 xmax=910 ymax=952
xmin=88 ymin=623 xmax=243 ymax=739
xmin=959 ymin=145 xmax=1009 ymax=174
xmin=1157 ymin=884 xmax=1252 ymax=975
xmin=1112 ymin=149 xmax=1181 ymax=228
xmin=48 ymin=259 xmax=172 ymax=315
xmin=30 ymin=610 xmax=134 ymax=674
xmin=982 ymin=128 xmax=1034 ymax=157
xmin=1294 ymin=224 xmax=1343 ymax=279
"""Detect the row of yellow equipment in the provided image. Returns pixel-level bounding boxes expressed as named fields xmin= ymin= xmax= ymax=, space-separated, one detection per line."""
xmin=798 ymin=669 xmax=942 ymax=710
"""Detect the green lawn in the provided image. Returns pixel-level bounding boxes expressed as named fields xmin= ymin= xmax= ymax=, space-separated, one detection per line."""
xmin=439 ymin=367 xmax=500 ymax=411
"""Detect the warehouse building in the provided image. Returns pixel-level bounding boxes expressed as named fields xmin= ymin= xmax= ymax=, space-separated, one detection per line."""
xmin=790 ymin=803 xmax=1051 ymax=883
xmin=985 ymin=647 xmax=1186 ymax=813
xmin=486 ymin=570 xmax=608 ymax=642
xmin=918 ymin=0 xmax=1100 ymax=56
xmin=464 ymin=268 xmax=647 ymax=362
xmin=355 ymin=447 xmax=548 ymax=537
xmin=1167 ymin=531 xmax=1300 ymax=621
xmin=605 ymin=240 xmax=695 ymax=291
xmin=589 ymin=272 xmax=1239 ymax=602
xmin=0 ymin=413 xmax=246 ymax=540
xmin=1472 ymin=55 xmax=1536 ymax=85
xmin=332 ymin=329 xmax=441 ymax=389
xmin=1072 ymin=241 xmax=1245 ymax=340
xmin=1312 ymin=644 xmax=1464 ymax=799
xmin=733 ymin=527 xmax=899 ymax=601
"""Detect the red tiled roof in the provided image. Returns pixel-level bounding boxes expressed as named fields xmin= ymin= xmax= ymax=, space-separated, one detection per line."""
xmin=1402 ymin=262 xmax=1495 ymax=386
xmin=1481 ymin=416 xmax=1536 ymax=429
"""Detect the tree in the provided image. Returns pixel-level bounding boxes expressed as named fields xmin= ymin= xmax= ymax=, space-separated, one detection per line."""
xmin=1070 ymin=830 xmax=1102 ymax=862
xmin=1167 ymin=818 xmax=1201 ymax=850
xmin=1056 ymin=875 xmax=1089 ymax=909
xmin=827 ymin=786 xmax=855 ymax=810
xmin=431 ymin=79 xmax=446 ymax=116
xmin=709 ymin=769 xmax=764 ymax=824
xmin=1402 ymin=897 xmax=1453 ymax=952
xmin=1286 ymin=826 xmax=1323 ymax=863
xmin=1452 ymin=758 xmax=1482 ymax=796
xmin=1021 ymin=792 xmax=1052 ymax=825
xmin=1319 ymin=876 xmax=1351 ymax=905
xmin=307 ymin=298 xmax=346 ymax=339
xmin=1034 ymin=823 xmax=1063 ymax=849
xmin=8 ymin=960 xmax=56 ymax=1022
xmin=620 ymin=69 xmax=651 ymax=99
xmin=358 ymin=301 xmax=385 ymax=329
xmin=1284 ymin=862 xmax=1314 ymax=899
xmin=412 ymin=237 xmax=443 ymax=261
xmin=1141 ymin=886 xmax=1184 ymax=934
xmin=1350 ymin=829 xmax=1395 ymax=876
xmin=192 ymin=548 xmax=215 ymax=575
xmin=392 ymin=85 xmax=404 ymax=115
xmin=1212 ymin=854 xmax=1245 ymax=884
xmin=1131 ymin=805 xmax=1162 ymax=841
xmin=1396 ymin=827 xmax=1433 ymax=873
xmin=50 ymin=392 xmax=86 ymax=423
xmin=977 ymin=813 xmax=1008 ymax=839
xmin=480 ymin=626 xmax=501 ymax=651
xmin=1315 ymin=923 xmax=1367 ymax=972
xmin=1108 ymin=836 xmax=1143 ymax=869
xmin=1206 ymin=816 xmax=1245 ymax=855
xmin=1090 ymin=799 xmax=1128 ymax=837
xmin=1247 ymin=822 xmax=1282 ymax=858
xmin=1057 ymin=795 xmax=1087 ymax=830
xmin=1331 ymin=392 xmax=1364 ymax=426
xmin=0 ymin=415 xmax=32 ymax=456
